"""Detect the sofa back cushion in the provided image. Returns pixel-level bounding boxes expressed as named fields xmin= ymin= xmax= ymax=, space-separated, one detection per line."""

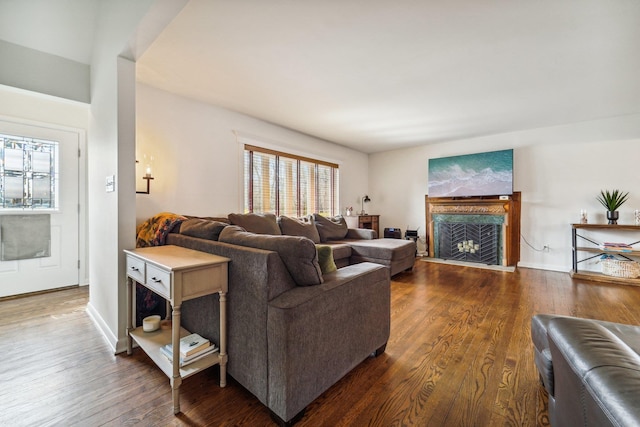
xmin=179 ymin=218 xmax=228 ymax=240
xmin=184 ymin=215 xmax=230 ymax=224
xmin=219 ymin=225 xmax=323 ymax=286
xmin=229 ymin=213 xmax=281 ymax=235
xmin=277 ymin=215 xmax=321 ymax=243
xmin=313 ymin=214 xmax=348 ymax=242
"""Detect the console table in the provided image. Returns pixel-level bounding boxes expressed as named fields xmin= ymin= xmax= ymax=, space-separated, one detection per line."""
xmin=124 ymin=245 xmax=230 ymax=414
xmin=570 ymin=223 xmax=640 ymax=285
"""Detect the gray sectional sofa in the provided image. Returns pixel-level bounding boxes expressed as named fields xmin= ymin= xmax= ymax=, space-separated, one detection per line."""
xmin=531 ymin=314 xmax=640 ymax=426
xmin=162 ymin=213 xmax=415 ymax=425
xmin=231 ymin=212 xmax=417 ymax=275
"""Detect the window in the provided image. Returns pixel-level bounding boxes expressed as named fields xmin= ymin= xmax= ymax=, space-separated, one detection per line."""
xmin=244 ymin=144 xmax=339 ymax=216
xmin=0 ymin=134 xmax=59 ymax=209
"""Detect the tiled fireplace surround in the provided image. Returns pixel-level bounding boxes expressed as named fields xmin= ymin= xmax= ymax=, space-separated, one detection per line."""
xmin=425 ymin=192 xmax=521 ymax=267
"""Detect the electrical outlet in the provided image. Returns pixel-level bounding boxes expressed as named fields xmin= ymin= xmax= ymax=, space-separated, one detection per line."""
xmin=543 ymin=245 xmax=550 ymax=252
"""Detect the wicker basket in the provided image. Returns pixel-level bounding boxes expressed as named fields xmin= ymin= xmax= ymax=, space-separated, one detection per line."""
xmin=601 ymin=258 xmax=640 ymax=278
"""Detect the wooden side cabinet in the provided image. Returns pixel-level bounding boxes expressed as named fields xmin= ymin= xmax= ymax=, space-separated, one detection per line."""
xmin=124 ymin=245 xmax=230 ymax=414
xmin=570 ymin=223 xmax=640 ymax=286
xmin=345 ymin=214 xmax=379 ymax=237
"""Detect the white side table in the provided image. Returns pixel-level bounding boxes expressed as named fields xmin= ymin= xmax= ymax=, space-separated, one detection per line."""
xmin=124 ymin=245 xmax=230 ymax=414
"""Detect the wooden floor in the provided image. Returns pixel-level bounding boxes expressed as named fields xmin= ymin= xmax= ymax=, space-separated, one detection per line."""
xmin=3 ymin=260 xmax=640 ymax=426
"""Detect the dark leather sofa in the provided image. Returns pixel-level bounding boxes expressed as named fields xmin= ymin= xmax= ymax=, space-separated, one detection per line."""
xmin=531 ymin=314 xmax=640 ymax=426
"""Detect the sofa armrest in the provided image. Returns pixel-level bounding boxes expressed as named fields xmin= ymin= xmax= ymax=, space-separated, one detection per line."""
xmin=266 ymin=262 xmax=390 ymax=421
xmin=549 ymin=317 xmax=640 ymax=427
xmin=345 ymin=228 xmax=377 ymax=240
xmin=167 ymin=232 xmax=296 ymax=406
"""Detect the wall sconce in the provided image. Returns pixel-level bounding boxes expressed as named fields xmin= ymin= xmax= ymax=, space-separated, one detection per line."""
xmin=136 ymin=157 xmax=154 ymax=194
xmin=360 ymin=195 xmax=371 ymax=215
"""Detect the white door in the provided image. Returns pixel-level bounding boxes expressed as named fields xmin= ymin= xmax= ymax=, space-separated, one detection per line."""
xmin=0 ymin=120 xmax=80 ymax=297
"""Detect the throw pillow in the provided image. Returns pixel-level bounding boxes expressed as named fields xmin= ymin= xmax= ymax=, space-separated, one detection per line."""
xmin=180 ymin=218 xmax=227 ymax=241
xmin=228 ymin=213 xmax=281 ymax=235
xmin=316 ymin=245 xmax=337 ymax=274
xmin=277 ymin=215 xmax=321 ymax=243
xmin=219 ymin=225 xmax=323 ymax=286
xmin=313 ymin=213 xmax=348 ymax=242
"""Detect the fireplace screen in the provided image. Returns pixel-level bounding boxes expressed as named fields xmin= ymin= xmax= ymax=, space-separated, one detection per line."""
xmin=437 ymin=222 xmax=500 ymax=265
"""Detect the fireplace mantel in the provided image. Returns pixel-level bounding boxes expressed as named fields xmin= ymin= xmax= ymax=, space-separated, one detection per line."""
xmin=429 ymin=204 xmax=508 ymax=215
xmin=425 ymin=192 xmax=521 ymax=266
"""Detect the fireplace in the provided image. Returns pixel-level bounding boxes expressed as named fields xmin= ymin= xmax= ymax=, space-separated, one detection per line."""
xmin=425 ymin=193 xmax=521 ymax=267
xmin=436 ymin=220 xmax=501 ymax=265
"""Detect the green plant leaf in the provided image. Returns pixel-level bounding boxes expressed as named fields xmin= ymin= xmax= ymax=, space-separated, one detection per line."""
xmin=596 ymin=189 xmax=629 ymax=211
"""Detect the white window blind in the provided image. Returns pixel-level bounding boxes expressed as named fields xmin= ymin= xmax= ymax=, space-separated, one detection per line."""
xmin=244 ymin=144 xmax=339 ymax=216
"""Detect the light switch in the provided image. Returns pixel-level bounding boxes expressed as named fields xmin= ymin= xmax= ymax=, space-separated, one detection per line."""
xmin=106 ymin=175 xmax=115 ymax=192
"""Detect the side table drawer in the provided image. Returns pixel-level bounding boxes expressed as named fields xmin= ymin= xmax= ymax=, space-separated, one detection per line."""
xmin=146 ymin=264 xmax=171 ymax=298
xmin=126 ymin=255 xmax=145 ymax=284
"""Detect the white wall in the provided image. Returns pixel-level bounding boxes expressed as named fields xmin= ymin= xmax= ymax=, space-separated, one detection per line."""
xmin=0 ymin=40 xmax=90 ymax=103
xmin=369 ymin=114 xmax=640 ymax=272
xmin=0 ymin=85 xmax=88 ymax=129
xmin=136 ymin=83 xmax=640 ymax=275
xmin=135 ymin=83 xmax=369 ymax=224
xmin=86 ymin=0 xmax=155 ymax=353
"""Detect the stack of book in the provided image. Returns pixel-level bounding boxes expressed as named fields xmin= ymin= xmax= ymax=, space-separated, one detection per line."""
xmin=160 ymin=333 xmax=218 ymax=367
xmin=601 ymin=242 xmax=633 ymax=252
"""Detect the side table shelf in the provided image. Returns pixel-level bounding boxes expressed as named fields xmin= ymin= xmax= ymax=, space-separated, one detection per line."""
xmin=129 ymin=326 xmax=220 ymax=379
xmin=124 ymin=245 xmax=230 ymax=414
xmin=570 ymin=223 xmax=640 ymax=286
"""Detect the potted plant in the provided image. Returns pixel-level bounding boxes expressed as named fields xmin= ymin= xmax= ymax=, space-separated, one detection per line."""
xmin=596 ymin=189 xmax=629 ymax=224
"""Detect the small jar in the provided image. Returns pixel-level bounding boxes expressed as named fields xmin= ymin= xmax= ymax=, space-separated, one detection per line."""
xmin=580 ymin=209 xmax=588 ymax=224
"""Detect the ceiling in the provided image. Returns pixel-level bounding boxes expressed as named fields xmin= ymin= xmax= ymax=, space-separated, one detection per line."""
xmin=136 ymin=0 xmax=640 ymax=153
xmin=1 ymin=1 xmax=639 ymax=153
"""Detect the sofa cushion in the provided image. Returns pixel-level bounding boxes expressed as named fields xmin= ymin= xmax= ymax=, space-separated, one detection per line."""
xmin=179 ymin=218 xmax=227 ymax=241
xmin=324 ymin=243 xmax=351 ymax=261
xmin=313 ymin=214 xmax=348 ymax=242
xmin=219 ymin=225 xmax=323 ymax=286
xmin=345 ymin=238 xmax=416 ymax=260
xmin=277 ymin=215 xmax=321 ymax=243
xmin=229 ymin=213 xmax=281 ymax=235
xmin=185 ymin=215 xmax=230 ymax=224
xmin=345 ymin=228 xmax=377 ymax=240
xmin=316 ymin=245 xmax=337 ymax=274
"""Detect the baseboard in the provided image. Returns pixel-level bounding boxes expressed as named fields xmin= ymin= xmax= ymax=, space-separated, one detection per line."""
xmin=85 ymin=301 xmax=127 ymax=354
xmin=422 ymin=257 xmax=516 ymax=272
xmin=0 ymin=284 xmax=79 ymax=302
xmin=516 ymin=262 xmax=568 ymax=273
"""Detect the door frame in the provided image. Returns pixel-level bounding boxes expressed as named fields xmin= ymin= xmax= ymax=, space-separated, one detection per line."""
xmin=0 ymin=114 xmax=88 ymax=289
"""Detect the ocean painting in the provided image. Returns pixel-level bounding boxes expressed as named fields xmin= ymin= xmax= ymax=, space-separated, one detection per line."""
xmin=428 ymin=149 xmax=513 ymax=198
